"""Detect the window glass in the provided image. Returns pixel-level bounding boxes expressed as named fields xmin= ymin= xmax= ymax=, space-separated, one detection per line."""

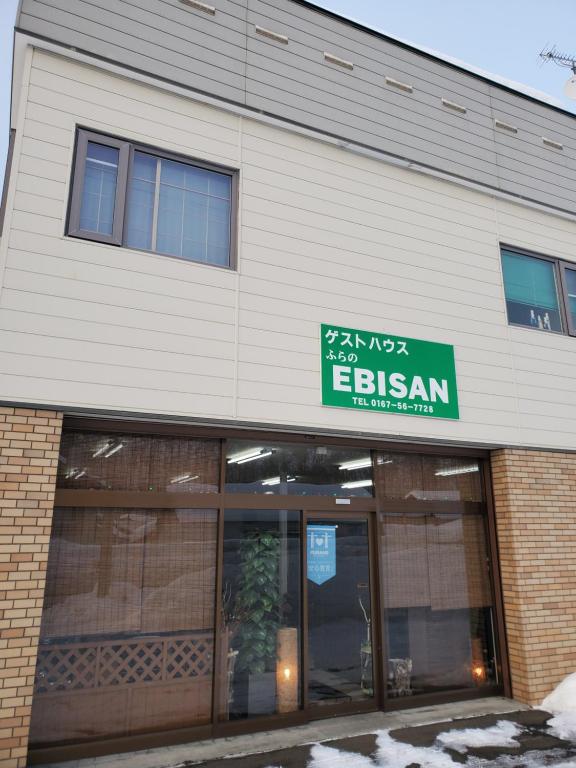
xmin=79 ymin=142 xmax=119 ymax=235
xmin=125 ymin=151 xmax=156 ymax=250
xmin=30 ymin=507 xmax=217 ymax=744
xmin=373 ymin=453 xmax=482 ymax=502
xmin=307 ymin=518 xmax=373 ymax=706
xmin=565 ymin=267 xmax=576 ymax=330
xmin=125 ymin=153 xmax=232 ymax=266
xmin=381 ymin=511 xmax=497 ymax=697
xmin=220 ymin=509 xmax=301 ymax=721
xmin=501 ymin=250 xmax=561 ymax=331
xmin=225 ymin=440 xmax=374 ymax=497
xmin=57 ymin=431 xmax=220 ymax=492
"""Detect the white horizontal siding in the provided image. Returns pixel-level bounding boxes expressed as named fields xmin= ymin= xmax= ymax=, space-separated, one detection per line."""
xmin=4 ymin=49 xmax=576 ymax=448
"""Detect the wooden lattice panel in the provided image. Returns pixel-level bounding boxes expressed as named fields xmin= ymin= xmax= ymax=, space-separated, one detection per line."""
xmin=34 ymin=632 xmax=213 ymax=695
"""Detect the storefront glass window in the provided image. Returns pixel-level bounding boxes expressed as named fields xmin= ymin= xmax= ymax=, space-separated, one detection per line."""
xmin=57 ymin=431 xmax=220 ymax=492
xmin=30 ymin=507 xmax=218 ymax=746
xmin=220 ymin=509 xmax=301 ymax=721
xmin=380 ymin=510 xmax=497 ymax=697
xmin=225 ymin=440 xmax=373 ymax=497
xmin=374 ymin=453 xmax=482 ymax=502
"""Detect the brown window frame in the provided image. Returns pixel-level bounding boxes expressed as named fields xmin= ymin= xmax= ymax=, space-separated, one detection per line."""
xmin=67 ymin=127 xmax=239 ymax=269
xmin=501 ymin=244 xmax=576 ymax=337
xmin=560 ymin=261 xmax=576 ymax=337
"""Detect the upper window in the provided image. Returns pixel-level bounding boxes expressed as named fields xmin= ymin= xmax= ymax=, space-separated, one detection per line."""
xmin=68 ymin=129 xmax=236 ymax=268
xmin=561 ymin=263 xmax=576 ymax=335
xmin=501 ymin=249 xmax=562 ymax=332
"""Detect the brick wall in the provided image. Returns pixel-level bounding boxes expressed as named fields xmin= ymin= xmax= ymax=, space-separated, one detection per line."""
xmin=492 ymin=448 xmax=576 ymax=705
xmin=0 ymin=407 xmax=62 ymax=768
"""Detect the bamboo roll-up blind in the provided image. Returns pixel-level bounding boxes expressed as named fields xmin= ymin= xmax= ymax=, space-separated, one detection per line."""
xmin=141 ymin=509 xmax=217 ymax=632
xmin=374 ymin=453 xmax=482 ymax=502
xmin=380 ymin=514 xmax=431 ymax=609
xmin=40 ymin=508 xmax=218 ymax=640
xmin=57 ymin=432 xmax=220 ymax=492
xmin=462 ymin=514 xmax=492 ymax=608
xmin=427 ymin=515 xmax=470 ymax=611
xmin=41 ymin=509 xmax=144 ymax=637
xmin=380 ymin=513 xmax=492 ymax=612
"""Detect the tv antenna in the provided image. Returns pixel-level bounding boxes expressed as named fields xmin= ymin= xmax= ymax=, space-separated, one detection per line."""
xmin=540 ymin=45 xmax=576 ymax=98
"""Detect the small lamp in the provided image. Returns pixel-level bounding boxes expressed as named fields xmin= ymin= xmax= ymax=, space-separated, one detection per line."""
xmin=471 ymin=638 xmax=487 ymax=685
xmin=276 ymin=627 xmax=298 ymax=713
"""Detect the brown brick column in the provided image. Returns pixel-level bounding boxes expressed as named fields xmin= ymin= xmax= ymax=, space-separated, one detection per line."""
xmin=0 ymin=407 xmax=62 ymax=768
xmin=492 ymin=448 xmax=576 ymax=705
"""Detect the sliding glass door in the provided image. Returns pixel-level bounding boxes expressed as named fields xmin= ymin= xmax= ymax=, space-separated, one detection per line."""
xmin=306 ymin=514 xmax=377 ymax=711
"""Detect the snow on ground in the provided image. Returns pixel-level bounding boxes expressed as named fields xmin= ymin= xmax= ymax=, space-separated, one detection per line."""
xmin=543 ymin=672 xmax=576 ymax=713
xmin=263 ymin=675 xmax=576 ymax=768
xmin=301 ymin=723 xmax=545 ymax=768
xmin=307 ymin=744 xmax=377 ymax=767
xmin=376 ymin=730 xmax=459 ymax=767
xmin=543 ymin=672 xmax=576 ymax=742
xmin=436 ymin=720 xmax=523 ymax=754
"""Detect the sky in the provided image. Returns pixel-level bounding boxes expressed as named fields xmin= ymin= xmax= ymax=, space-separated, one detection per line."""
xmin=2 ymin=0 xmax=576 ymax=180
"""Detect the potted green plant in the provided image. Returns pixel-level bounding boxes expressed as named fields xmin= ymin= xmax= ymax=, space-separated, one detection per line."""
xmin=233 ymin=530 xmax=280 ymax=715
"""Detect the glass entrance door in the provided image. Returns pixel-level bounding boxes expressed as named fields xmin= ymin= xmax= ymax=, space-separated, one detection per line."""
xmin=306 ymin=515 xmax=376 ymax=709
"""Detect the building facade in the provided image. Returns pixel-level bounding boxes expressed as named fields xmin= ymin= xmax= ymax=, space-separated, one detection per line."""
xmin=0 ymin=0 xmax=576 ymax=765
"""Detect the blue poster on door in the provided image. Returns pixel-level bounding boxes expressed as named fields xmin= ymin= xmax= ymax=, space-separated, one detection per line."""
xmin=307 ymin=525 xmax=337 ymax=585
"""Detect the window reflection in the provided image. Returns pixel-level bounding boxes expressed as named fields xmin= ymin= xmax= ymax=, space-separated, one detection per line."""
xmin=374 ymin=453 xmax=482 ymax=502
xmin=57 ymin=432 xmax=220 ymax=492
xmin=30 ymin=508 xmax=217 ymax=745
xmin=226 ymin=441 xmax=374 ymax=497
xmin=307 ymin=519 xmax=374 ymax=705
xmin=220 ymin=510 xmax=301 ymax=720
xmin=381 ymin=511 xmax=497 ymax=697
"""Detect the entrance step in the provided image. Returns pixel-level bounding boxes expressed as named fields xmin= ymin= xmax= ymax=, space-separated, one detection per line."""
xmin=37 ymin=697 xmax=528 ymax=768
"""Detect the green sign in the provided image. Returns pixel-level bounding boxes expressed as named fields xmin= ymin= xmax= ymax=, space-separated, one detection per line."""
xmin=321 ymin=324 xmax=459 ymax=420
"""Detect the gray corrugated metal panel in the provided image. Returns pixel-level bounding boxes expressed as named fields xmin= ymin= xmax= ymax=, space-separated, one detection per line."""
xmin=489 ymin=89 xmax=576 ymax=146
xmin=498 ymin=171 xmax=576 ymax=211
xmin=496 ymin=157 xmax=576 ymax=207
xmin=245 ymin=44 xmax=497 ymax=158
xmin=495 ymin=144 xmax=574 ymax=195
xmin=253 ymin=0 xmax=493 ymax=105
xmin=492 ymin=129 xmax=573 ymax=181
xmin=245 ymin=72 xmax=499 ymax=177
xmin=20 ymin=13 xmax=247 ymax=105
xmin=246 ymin=35 xmax=497 ymax=143
xmin=169 ymin=0 xmax=250 ymax=23
xmin=245 ymin=86 xmax=500 ymax=187
xmin=23 ymin=0 xmax=247 ymax=64
xmin=243 ymin=73 xmax=499 ymax=186
xmin=19 ymin=0 xmax=247 ymax=103
xmin=117 ymin=0 xmax=249 ymax=42
xmin=249 ymin=13 xmax=489 ymax=115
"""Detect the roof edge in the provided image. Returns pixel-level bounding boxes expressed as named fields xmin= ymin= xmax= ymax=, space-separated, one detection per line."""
xmin=290 ymin=0 xmax=575 ymax=120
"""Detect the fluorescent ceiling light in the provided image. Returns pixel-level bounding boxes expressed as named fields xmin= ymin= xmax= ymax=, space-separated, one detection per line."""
xmin=435 ymin=465 xmax=479 ymax=477
xmin=236 ymin=450 xmax=273 ymax=465
xmin=227 ymin=447 xmax=266 ymax=464
xmin=104 ymin=443 xmax=124 ymax=458
xmin=261 ymin=476 xmax=296 ymax=486
xmin=341 ymin=479 xmax=373 ymax=489
xmin=339 ymin=457 xmax=372 ymax=471
xmin=66 ymin=467 xmax=86 ymax=480
xmin=92 ymin=441 xmax=113 ymax=458
xmin=170 ymin=473 xmax=200 ymax=484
